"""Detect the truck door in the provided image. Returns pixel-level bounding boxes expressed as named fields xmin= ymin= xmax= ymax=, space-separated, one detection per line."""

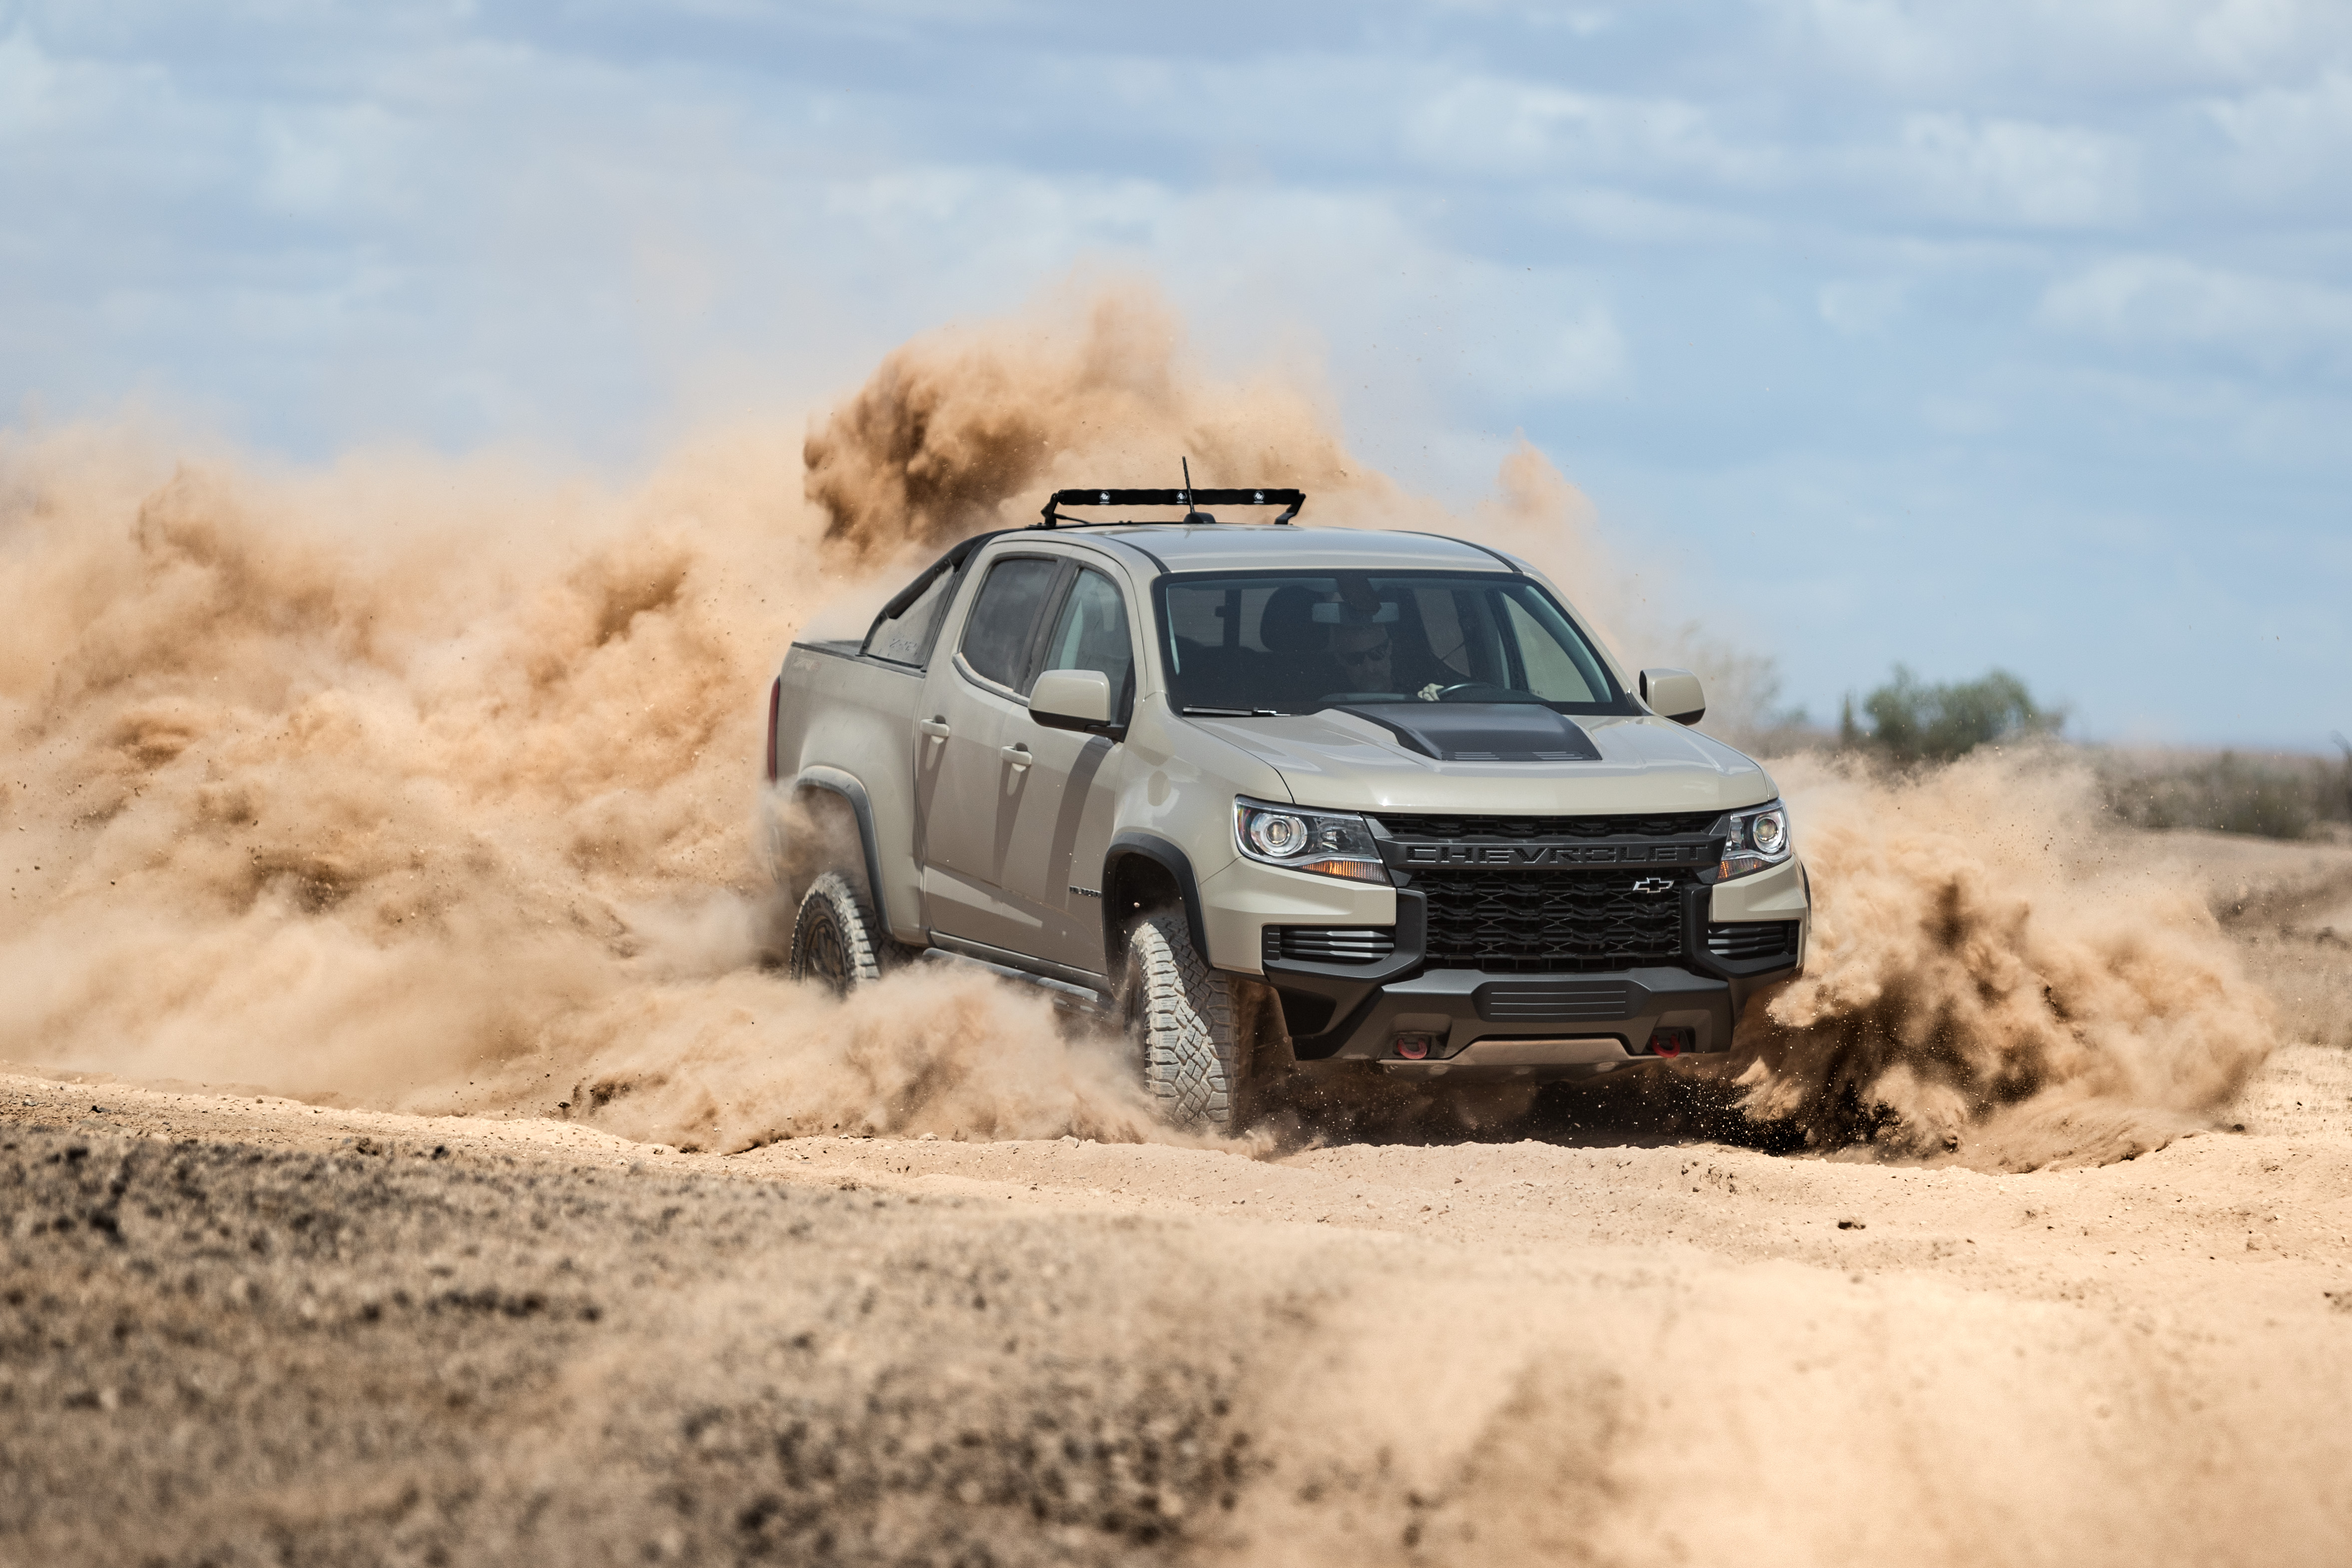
xmin=916 ymin=552 xmax=1068 ymax=956
xmin=996 ymin=566 xmax=1136 ymax=979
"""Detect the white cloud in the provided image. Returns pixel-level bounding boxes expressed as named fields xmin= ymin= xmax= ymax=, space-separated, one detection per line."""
xmin=1774 ymin=0 xmax=2352 ymax=91
xmin=2189 ymin=0 xmax=2326 ymax=75
xmin=1817 ymin=277 xmax=1904 ymax=335
xmin=1499 ymin=305 xmax=1625 ymax=398
xmin=2038 ymin=255 xmax=2352 ymax=365
xmin=1399 ymin=77 xmax=1773 ymax=187
xmin=1889 ymin=114 xmax=2138 ymax=228
xmin=2205 ymin=67 xmax=2352 ymax=198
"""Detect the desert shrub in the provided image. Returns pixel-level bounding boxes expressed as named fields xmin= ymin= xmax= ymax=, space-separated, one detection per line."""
xmin=1839 ymin=665 xmax=2061 ymax=763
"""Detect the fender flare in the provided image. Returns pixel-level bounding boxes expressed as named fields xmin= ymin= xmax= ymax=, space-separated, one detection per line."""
xmin=792 ymin=766 xmax=892 ymax=933
xmin=1101 ymin=832 xmax=1209 ymax=969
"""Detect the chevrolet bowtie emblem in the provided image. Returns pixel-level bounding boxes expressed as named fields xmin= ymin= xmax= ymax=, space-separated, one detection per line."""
xmin=1632 ymin=877 xmax=1675 ymax=894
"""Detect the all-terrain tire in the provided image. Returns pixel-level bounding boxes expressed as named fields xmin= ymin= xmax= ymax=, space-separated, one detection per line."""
xmin=789 ymin=872 xmax=885 ymax=995
xmin=1119 ymin=914 xmax=1243 ymax=1132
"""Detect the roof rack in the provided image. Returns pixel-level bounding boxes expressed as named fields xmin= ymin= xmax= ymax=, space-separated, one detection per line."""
xmin=1035 ymin=487 xmax=1305 ymax=529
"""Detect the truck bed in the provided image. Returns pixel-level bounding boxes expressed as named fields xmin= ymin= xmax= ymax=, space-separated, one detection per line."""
xmin=771 ymin=640 xmax=927 ymax=943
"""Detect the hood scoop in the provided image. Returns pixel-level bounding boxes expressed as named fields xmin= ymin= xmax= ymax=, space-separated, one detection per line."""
xmin=1333 ymin=703 xmax=1603 ymax=763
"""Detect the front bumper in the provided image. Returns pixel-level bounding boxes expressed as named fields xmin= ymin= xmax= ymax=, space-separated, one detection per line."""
xmin=1265 ymin=922 xmax=1798 ymax=1077
xmin=1200 ymin=843 xmax=1807 ymax=1076
xmin=1304 ymin=964 xmax=1740 ymax=1079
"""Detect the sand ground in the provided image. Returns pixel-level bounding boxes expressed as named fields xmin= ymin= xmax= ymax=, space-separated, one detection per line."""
xmin=4 ymin=832 xmax=2351 ymax=1567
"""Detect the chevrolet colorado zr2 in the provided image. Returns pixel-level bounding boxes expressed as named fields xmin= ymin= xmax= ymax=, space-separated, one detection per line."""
xmin=761 ymin=486 xmax=1808 ymax=1131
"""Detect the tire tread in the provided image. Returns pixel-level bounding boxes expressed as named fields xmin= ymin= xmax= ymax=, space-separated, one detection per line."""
xmin=1123 ymin=915 xmax=1241 ymax=1131
xmin=789 ymin=871 xmax=884 ymax=991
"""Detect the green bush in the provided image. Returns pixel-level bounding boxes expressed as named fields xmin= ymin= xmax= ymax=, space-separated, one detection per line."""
xmin=1839 ymin=665 xmax=2061 ymax=763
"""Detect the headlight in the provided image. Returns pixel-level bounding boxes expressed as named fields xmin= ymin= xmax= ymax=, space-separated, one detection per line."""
xmin=1720 ymin=800 xmax=1792 ymax=881
xmin=1233 ymin=799 xmax=1390 ymax=884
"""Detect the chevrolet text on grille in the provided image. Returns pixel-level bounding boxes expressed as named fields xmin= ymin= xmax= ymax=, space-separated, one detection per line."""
xmin=1396 ymin=842 xmax=1709 ymax=865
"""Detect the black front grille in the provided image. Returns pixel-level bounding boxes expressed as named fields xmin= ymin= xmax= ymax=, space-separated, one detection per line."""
xmin=1417 ymin=869 xmax=1692 ymax=973
xmin=1706 ymin=920 xmax=1799 ymax=962
xmin=1265 ymin=926 xmax=1397 ymax=965
xmin=1373 ymin=811 xmax=1722 ymax=842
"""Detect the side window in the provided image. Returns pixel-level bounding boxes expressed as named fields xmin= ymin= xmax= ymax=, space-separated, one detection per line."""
xmin=958 ymin=557 xmax=1063 ymax=691
xmin=1039 ymin=568 xmax=1134 ymax=708
xmin=863 ymin=562 xmax=959 ymax=667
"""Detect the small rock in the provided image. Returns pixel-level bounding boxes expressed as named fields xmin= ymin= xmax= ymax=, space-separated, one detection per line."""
xmin=1838 ymin=1218 xmax=1867 ymax=1230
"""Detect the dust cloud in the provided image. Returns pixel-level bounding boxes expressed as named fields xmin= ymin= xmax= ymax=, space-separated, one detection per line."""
xmin=801 ymin=287 xmax=1413 ymax=558
xmin=0 ymin=286 xmax=2278 ymax=1162
xmin=0 ymin=288 xmax=1370 ymax=1150
xmin=1738 ymin=748 xmax=2276 ymax=1167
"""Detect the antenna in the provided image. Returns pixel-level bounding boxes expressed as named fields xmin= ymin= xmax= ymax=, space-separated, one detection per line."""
xmin=1179 ymin=457 xmax=1216 ymax=525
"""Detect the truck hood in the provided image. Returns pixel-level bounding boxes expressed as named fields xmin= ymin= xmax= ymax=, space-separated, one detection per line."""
xmin=1180 ymin=707 xmax=1775 ymax=816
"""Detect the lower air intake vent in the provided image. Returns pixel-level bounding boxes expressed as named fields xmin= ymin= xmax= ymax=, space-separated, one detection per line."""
xmin=1473 ymin=979 xmax=1634 ymax=1022
xmin=1705 ymin=921 xmax=1799 ymax=962
xmin=1265 ymin=926 xmax=1397 ymax=965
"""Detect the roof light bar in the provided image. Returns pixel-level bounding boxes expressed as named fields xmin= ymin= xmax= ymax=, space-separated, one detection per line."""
xmin=1035 ymin=487 xmax=1306 ymax=529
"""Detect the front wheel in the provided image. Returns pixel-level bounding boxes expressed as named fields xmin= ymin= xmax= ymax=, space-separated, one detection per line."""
xmin=1119 ymin=914 xmax=1243 ymax=1132
xmin=788 ymin=871 xmax=885 ymax=995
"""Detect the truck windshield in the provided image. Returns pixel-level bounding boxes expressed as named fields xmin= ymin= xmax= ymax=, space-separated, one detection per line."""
xmin=1156 ymin=571 xmax=1637 ymax=716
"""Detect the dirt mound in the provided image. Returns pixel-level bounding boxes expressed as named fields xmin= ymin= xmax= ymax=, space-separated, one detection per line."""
xmin=9 ymin=1058 xmax=2351 ymax=1568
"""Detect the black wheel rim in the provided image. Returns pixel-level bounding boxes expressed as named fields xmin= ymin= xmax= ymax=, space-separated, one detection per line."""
xmin=801 ymin=908 xmax=852 ymax=995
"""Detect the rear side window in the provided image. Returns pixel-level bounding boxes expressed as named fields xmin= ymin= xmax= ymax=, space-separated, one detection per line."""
xmin=1039 ymin=568 xmax=1134 ymax=711
xmin=863 ymin=561 xmax=960 ymax=667
xmin=959 ymin=557 xmax=1063 ymax=691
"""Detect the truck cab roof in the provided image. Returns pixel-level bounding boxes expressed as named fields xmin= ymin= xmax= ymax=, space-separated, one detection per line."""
xmin=1046 ymin=523 xmax=1522 ymax=577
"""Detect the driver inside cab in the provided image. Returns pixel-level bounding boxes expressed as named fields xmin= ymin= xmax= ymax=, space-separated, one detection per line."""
xmin=1261 ymin=581 xmax=1438 ymax=703
xmin=1328 ymin=620 xmax=1397 ymax=693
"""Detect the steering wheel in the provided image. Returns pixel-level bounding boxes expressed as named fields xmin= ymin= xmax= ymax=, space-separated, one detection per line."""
xmin=1432 ymin=682 xmax=1514 ymax=701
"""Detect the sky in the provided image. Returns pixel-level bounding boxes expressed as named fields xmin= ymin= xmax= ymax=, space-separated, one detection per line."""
xmin=4 ymin=0 xmax=2349 ymax=747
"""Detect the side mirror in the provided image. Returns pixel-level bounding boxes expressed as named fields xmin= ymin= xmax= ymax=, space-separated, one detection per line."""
xmin=1029 ymin=668 xmax=1118 ymax=735
xmin=1638 ymin=668 xmax=1706 ymax=726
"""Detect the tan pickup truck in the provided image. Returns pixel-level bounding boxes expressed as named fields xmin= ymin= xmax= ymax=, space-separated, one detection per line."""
xmin=763 ymin=488 xmax=1807 ymax=1130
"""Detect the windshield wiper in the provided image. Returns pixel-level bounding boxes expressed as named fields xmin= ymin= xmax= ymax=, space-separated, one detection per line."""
xmin=1181 ymin=706 xmax=1285 ymax=717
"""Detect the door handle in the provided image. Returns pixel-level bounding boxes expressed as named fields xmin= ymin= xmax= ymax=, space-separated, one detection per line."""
xmin=917 ymin=718 xmax=951 ymax=740
xmin=999 ymin=744 xmax=1032 ymax=770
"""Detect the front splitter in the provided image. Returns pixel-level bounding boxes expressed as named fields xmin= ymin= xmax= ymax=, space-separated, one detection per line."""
xmin=1304 ymin=964 xmax=1735 ymax=1064
xmin=1358 ymin=1037 xmax=1731 ymax=1082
